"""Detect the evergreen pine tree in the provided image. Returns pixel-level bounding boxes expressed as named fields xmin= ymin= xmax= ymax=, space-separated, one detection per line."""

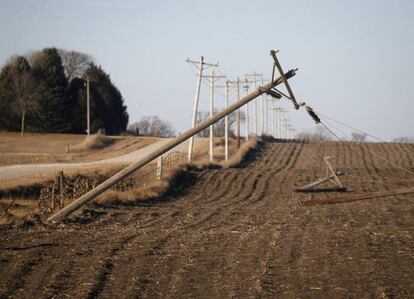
xmin=32 ymin=48 xmax=70 ymax=132
xmin=84 ymin=64 xmax=128 ymax=135
xmin=0 ymin=64 xmax=17 ymax=130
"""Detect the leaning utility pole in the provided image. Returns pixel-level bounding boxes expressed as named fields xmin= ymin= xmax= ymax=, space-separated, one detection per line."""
xmin=186 ymin=57 xmax=218 ymax=161
xmin=270 ymin=50 xmax=301 ymax=110
xmin=203 ymin=70 xmax=226 ymax=161
xmin=48 ymin=69 xmax=297 ymax=222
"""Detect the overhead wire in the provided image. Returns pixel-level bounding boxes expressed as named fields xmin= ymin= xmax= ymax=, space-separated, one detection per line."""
xmin=316 ymin=114 xmax=414 ymax=183
xmin=318 ymin=116 xmax=414 ymax=177
xmin=274 ymin=88 xmax=414 ymax=178
xmin=316 ymin=112 xmax=388 ymax=143
xmin=320 ymin=121 xmax=414 ymax=177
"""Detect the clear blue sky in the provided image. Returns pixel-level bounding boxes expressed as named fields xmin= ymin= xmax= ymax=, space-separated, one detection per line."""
xmin=1 ymin=0 xmax=413 ymax=140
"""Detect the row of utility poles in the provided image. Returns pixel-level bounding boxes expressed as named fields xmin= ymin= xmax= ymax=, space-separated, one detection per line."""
xmin=186 ymin=57 xmax=296 ymax=162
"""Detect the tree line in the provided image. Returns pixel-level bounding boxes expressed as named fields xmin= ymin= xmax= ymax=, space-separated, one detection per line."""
xmin=0 ymin=48 xmax=128 ymax=135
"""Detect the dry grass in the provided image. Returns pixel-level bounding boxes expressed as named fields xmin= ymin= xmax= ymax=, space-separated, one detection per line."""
xmin=97 ymin=168 xmax=176 ymax=205
xmin=70 ymin=132 xmax=114 ymax=151
xmin=0 ymin=136 xmax=262 ymax=226
xmin=222 ymin=137 xmax=261 ymax=168
xmin=0 ymin=163 xmax=127 ymax=190
xmin=0 ymin=131 xmax=157 ymax=165
xmin=95 ymin=137 xmax=262 ymax=206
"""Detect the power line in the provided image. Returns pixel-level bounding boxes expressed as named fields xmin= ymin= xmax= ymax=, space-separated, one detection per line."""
xmin=320 ymin=121 xmax=414 ymax=177
xmin=274 ymin=84 xmax=414 ymax=178
xmin=316 ymin=112 xmax=388 ymax=143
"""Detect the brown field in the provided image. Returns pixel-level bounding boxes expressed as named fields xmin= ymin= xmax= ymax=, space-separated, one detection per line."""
xmin=0 ymin=132 xmax=157 ymax=165
xmin=0 ymin=139 xmax=414 ymax=298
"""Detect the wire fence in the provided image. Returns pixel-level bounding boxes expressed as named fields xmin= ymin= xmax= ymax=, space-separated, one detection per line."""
xmin=36 ymin=150 xmax=188 ymax=213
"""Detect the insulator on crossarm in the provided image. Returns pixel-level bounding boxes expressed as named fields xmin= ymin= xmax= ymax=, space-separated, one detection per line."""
xmin=305 ymin=106 xmax=321 ymax=124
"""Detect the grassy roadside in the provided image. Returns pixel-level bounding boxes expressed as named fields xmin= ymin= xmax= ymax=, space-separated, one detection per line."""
xmin=0 ymin=137 xmax=263 ymax=227
xmin=0 ymin=131 xmax=157 ymax=165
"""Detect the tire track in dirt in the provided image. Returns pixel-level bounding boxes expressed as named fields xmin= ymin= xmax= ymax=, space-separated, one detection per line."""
xmin=158 ymin=142 xmax=305 ymax=296
xmin=88 ymin=160 xmax=269 ymax=297
xmin=1 ymin=140 xmax=413 ymax=298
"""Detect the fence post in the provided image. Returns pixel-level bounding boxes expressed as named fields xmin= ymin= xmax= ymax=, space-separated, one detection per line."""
xmin=59 ymin=171 xmax=64 ymax=207
xmin=156 ymin=156 xmax=163 ymax=180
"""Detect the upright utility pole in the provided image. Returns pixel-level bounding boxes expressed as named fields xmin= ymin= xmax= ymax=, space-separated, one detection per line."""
xmin=287 ymin=124 xmax=294 ymax=139
xmin=246 ymin=72 xmax=263 ymax=136
xmin=209 ymin=70 xmax=215 ymax=161
xmin=86 ymin=78 xmax=90 ymax=136
xmin=264 ymin=94 xmax=269 ymax=135
xmin=203 ymin=70 xmax=225 ymax=162
xmin=186 ymin=56 xmax=218 ymax=161
xmin=210 ymin=70 xmax=215 ymax=161
xmin=227 ymin=78 xmax=242 ymax=148
xmin=272 ymin=107 xmax=279 ymax=138
xmin=261 ymin=78 xmax=266 ymax=136
xmin=281 ymin=117 xmax=290 ymax=139
xmin=224 ymin=81 xmax=229 ymax=160
xmin=243 ymin=78 xmax=249 ymax=141
xmin=279 ymin=108 xmax=287 ymax=139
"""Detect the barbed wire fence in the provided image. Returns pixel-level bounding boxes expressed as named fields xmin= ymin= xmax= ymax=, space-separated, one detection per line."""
xmin=37 ymin=151 xmax=188 ymax=213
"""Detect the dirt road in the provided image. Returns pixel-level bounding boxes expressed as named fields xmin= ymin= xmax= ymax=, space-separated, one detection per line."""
xmin=1 ymin=140 xmax=413 ymax=298
xmin=0 ymin=138 xmax=202 ymax=181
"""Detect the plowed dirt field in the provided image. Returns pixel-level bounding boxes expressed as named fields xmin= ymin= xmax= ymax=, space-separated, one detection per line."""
xmin=1 ymin=140 xmax=413 ymax=298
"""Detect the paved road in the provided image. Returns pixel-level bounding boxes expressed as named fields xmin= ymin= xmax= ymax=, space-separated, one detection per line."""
xmin=0 ymin=138 xmax=193 ymax=181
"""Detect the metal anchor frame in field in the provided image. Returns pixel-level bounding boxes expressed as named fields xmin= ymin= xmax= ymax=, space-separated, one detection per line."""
xmin=296 ymin=156 xmax=347 ymax=192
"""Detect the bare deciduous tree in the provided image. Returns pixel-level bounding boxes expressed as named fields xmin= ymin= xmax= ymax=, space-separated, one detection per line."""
xmin=351 ymin=132 xmax=367 ymax=142
xmin=196 ymin=110 xmax=242 ymax=137
xmin=57 ymin=49 xmax=94 ymax=81
xmin=8 ymin=56 xmax=39 ymax=135
xmin=128 ymin=116 xmax=175 ymax=137
xmin=296 ymin=126 xmax=332 ymax=141
xmin=392 ymin=136 xmax=414 ymax=143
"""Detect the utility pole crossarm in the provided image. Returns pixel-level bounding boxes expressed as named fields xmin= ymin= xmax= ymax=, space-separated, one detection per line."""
xmin=186 ymin=58 xmax=218 ymax=67
xmin=203 ymin=74 xmax=226 ymax=78
xmin=270 ymin=50 xmax=300 ymax=110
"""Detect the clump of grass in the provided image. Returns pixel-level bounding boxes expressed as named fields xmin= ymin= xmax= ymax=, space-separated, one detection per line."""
xmin=71 ymin=132 xmax=114 ymax=152
xmin=221 ymin=137 xmax=261 ymax=168
xmin=96 ymin=165 xmax=197 ymax=206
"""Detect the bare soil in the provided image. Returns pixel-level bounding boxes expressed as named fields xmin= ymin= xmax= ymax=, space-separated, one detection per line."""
xmin=0 ymin=140 xmax=413 ymax=298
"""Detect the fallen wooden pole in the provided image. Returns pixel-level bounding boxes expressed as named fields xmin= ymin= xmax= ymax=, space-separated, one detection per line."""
xmin=47 ymin=69 xmax=297 ymax=221
xmin=300 ymin=186 xmax=414 ymax=206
